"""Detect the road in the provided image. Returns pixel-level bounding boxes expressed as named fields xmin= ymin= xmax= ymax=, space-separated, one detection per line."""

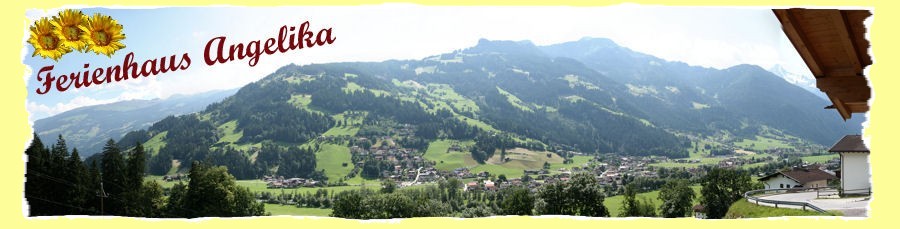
xmin=756 ymin=191 xmax=870 ymax=217
xmin=400 ymin=167 xmax=424 ymax=187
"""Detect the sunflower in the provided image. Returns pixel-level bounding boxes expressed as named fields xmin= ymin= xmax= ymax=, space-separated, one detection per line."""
xmin=28 ymin=17 xmax=71 ymax=61
xmin=50 ymin=9 xmax=89 ymax=52
xmin=79 ymin=13 xmax=125 ymax=57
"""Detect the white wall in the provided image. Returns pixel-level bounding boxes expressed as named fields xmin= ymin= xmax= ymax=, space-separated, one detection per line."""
xmin=841 ymin=152 xmax=871 ymax=194
xmin=762 ymin=174 xmax=800 ymax=189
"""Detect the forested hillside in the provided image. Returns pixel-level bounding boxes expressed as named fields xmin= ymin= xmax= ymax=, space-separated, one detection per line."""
xmin=99 ymin=37 xmax=860 ymax=181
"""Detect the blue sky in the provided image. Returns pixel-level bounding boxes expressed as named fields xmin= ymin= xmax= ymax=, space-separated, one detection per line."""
xmin=23 ymin=5 xmax=817 ymax=121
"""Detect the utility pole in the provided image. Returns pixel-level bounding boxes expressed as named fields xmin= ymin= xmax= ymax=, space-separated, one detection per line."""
xmin=98 ymin=176 xmax=108 ymax=215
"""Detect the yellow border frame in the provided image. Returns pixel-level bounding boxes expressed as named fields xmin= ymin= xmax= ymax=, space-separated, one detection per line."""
xmin=2 ymin=1 xmax=894 ymax=228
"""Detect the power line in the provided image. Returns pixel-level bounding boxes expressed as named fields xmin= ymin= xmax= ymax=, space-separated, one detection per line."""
xmin=25 ymin=168 xmax=203 ymax=217
xmin=25 ymin=194 xmax=101 ymax=215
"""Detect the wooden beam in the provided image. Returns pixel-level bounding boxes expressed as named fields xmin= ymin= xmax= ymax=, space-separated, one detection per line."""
xmin=845 ymin=102 xmax=870 ymax=113
xmin=827 ymin=10 xmax=864 ymax=74
xmin=816 ymin=76 xmax=868 ymax=89
xmin=822 ymin=89 xmax=870 ymax=103
xmin=824 ymin=67 xmax=862 ymax=77
xmin=827 ymin=95 xmax=852 ymax=120
xmin=774 ymin=9 xmax=825 ymax=77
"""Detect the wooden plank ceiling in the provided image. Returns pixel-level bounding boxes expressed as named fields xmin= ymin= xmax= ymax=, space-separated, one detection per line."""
xmin=773 ymin=9 xmax=871 ymax=120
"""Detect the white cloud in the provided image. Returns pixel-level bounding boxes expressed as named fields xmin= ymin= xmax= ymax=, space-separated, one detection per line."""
xmin=26 ymin=5 xmax=816 ymax=117
xmin=27 ymin=96 xmax=118 ymax=121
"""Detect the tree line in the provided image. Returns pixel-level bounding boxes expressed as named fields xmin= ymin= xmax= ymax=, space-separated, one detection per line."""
xmin=325 ymin=167 xmax=757 ymax=219
xmin=25 ymin=134 xmax=264 ymax=217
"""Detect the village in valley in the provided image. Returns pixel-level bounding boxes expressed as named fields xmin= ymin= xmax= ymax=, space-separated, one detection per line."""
xmin=24 ymin=7 xmax=873 ymax=220
xmin=151 ymin=116 xmax=859 ymax=218
xmin=237 ymin=124 xmax=841 ymax=193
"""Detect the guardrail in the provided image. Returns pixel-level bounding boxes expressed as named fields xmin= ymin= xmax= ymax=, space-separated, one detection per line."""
xmin=743 ymin=188 xmax=827 ymax=213
xmin=815 ymin=187 xmax=872 ymax=198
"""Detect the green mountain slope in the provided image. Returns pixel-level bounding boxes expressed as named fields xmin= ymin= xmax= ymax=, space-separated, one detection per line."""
xmin=114 ymin=37 xmax=860 ymax=181
xmin=33 ymin=88 xmax=237 ymax=156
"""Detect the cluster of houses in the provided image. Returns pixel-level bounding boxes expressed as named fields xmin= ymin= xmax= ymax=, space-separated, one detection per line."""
xmin=449 ymin=168 xmax=477 ymax=179
xmin=352 ymin=137 xmax=428 ymax=162
xmin=161 ymin=174 xmax=186 ymax=182
xmin=462 ymin=177 xmax=544 ymax=192
xmin=264 ymin=175 xmax=321 ymax=189
xmin=352 ymin=145 xmax=427 ymax=165
xmin=346 ymin=136 xmax=439 ymax=182
xmin=597 ymin=156 xmax=662 ymax=185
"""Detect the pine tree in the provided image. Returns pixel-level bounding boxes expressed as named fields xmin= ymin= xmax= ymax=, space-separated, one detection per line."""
xmin=122 ymin=142 xmax=147 ymax=216
xmin=85 ymin=160 xmax=103 ymax=214
xmin=44 ymin=135 xmax=70 ymax=215
xmin=126 ymin=142 xmax=147 ymax=188
xmin=100 ymin=139 xmax=126 ymax=215
xmin=25 ymin=133 xmax=51 ymax=216
xmin=64 ymin=148 xmax=89 ymax=214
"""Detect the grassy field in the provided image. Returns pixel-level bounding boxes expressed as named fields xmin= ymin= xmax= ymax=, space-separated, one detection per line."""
xmin=424 ymin=140 xmax=578 ymax=178
xmin=549 ymin=155 xmax=593 ymax=171
xmin=424 ymin=139 xmax=474 ymax=171
xmin=457 ymin=116 xmax=498 ymax=132
xmin=288 ymin=94 xmax=314 ymax=110
xmin=486 ymin=148 xmax=564 ymax=169
xmin=650 ymin=138 xmax=779 ymax=169
xmin=604 ymin=185 xmax=701 ymax=217
xmin=144 ymin=131 xmax=167 ymax=157
xmin=471 ymin=148 xmax=569 ymax=178
xmin=562 ymin=74 xmax=600 ymax=90
xmin=734 ymin=136 xmax=792 ymax=151
xmin=236 ymin=179 xmax=372 ymax=195
xmin=342 ymin=82 xmax=364 ymax=93
xmin=497 ymin=87 xmax=533 ymax=112
xmin=802 ymin=154 xmax=839 ymax=163
xmin=283 ymin=74 xmax=315 ymax=84
xmin=216 ymin=120 xmax=243 ymax=144
xmin=725 ymin=199 xmax=841 ymax=218
xmin=315 ymin=144 xmax=354 ymax=182
xmin=425 ymin=84 xmax=480 ymax=114
xmin=265 ymin=204 xmax=333 ymax=216
xmin=323 ymin=111 xmax=366 ymax=137
xmin=236 ymin=180 xmax=269 ymax=193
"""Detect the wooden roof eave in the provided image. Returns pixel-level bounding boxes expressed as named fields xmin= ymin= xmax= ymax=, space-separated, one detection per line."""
xmin=773 ymin=9 xmax=872 ymax=120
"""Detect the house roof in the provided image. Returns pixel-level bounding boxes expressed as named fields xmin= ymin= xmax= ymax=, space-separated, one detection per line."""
xmin=829 ymin=135 xmax=869 ymax=153
xmin=773 ymin=9 xmax=871 ymax=120
xmin=692 ymin=204 xmax=705 ymax=212
xmin=759 ymin=167 xmax=838 ymax=184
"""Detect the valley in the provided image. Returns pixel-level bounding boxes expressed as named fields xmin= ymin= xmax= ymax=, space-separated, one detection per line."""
xmin=35 ymin=37 xmax=861 ymax=217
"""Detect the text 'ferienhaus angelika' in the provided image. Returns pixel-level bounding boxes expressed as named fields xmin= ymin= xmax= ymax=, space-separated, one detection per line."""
xmin=33 ymin=20 xmax=335 ymax=95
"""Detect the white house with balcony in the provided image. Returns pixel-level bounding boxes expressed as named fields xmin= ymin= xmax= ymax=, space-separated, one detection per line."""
xmin=829 ymin=135 xmax=871 ymax=195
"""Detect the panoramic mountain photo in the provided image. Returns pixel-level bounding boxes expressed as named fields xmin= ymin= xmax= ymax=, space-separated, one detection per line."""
xmin=22 ymin=6 xmax=871 ymax=219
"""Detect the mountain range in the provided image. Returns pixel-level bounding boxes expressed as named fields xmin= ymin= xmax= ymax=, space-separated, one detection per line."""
xmin=32 ymin=88 xmax=238 ymax=156
xmin=766 ymin=64 xmax=825 ymax=99
xmin=33 ymin=37 xmax=864 ymax=177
